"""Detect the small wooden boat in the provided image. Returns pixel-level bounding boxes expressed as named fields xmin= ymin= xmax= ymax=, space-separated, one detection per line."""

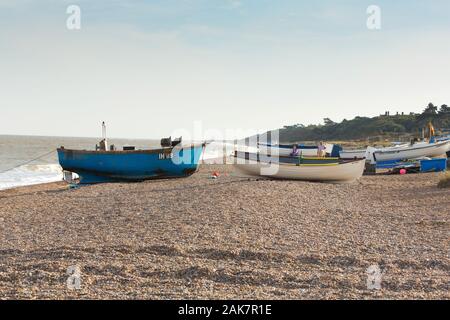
xmin=372 ymin=140 xmax=450 ymax=162
xmin=58 ymin=139 xmax=206 ymax=184
xmin=233 ymin=151 xmax=365 ymax=183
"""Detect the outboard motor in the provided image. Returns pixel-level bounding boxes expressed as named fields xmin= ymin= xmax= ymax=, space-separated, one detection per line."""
xmin=161 ymin=137 xmax=172 ymax=148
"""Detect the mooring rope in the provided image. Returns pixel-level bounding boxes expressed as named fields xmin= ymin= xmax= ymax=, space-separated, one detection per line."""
xmin=0 ymin=149 xmax=56 ymax=174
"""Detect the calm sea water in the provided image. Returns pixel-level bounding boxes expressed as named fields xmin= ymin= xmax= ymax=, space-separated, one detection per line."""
xmin=0 ymin=135 xmax=238 ymax=190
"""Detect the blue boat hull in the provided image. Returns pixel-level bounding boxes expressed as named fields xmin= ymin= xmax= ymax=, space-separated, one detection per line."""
xmin=57 ymin=144 xmax=205 ymax=184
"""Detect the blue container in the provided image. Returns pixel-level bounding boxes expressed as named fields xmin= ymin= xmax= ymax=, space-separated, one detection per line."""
xmin=420 ymin=158 xmax=447 ymax=172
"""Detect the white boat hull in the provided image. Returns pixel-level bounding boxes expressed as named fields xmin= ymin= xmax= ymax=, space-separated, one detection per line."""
xmin=234 ymin=159 xmax=365 ymax=183
xmin=340 ymin=144 xmax=411 ymax=159
xmin=373 ymin=140 xmax=450 ymax=162
xmin=339 ymin=149 xmax=367 ymax=159
xmin=445 ymin=141 xmax=450 ymax=153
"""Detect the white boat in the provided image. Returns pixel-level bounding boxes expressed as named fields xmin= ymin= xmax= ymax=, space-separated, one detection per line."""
xmin=339 ymin=142 xmax=417 ymax=159
xmin=339 ymin=140 xmax=446 ymax=160
xmin=258 ymin=143 xmax=334 ymax=157
xmin=339 ymin=149 xmax=368 ymax=159
xmin=373 ymin=140 xmax=450 ymax=162
xmin=442 ymin=137 xmax=450 ymax=153
xmin=234 ymin=154 xmax=365 ymax=183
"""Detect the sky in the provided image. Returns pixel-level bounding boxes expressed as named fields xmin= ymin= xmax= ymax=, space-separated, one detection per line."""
xmin=1 ymin=0 xmax=450 ymax=139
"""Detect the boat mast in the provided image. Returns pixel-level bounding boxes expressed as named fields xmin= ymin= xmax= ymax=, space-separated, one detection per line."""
xmin=102 ymin=121 xmax=106 ymax=140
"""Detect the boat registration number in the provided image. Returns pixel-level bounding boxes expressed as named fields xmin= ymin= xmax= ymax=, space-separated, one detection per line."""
xmin=159 ymin=153 xmax=173 ymax=160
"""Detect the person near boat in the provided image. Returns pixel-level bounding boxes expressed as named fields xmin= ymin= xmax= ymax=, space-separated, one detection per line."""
xmin=317 ymin=141 xmax=326 ymax=157
xmin=290 ymin=144 xmax=299 ymax=156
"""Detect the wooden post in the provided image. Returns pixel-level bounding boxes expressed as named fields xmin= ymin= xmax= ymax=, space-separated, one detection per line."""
xmin=233 ymin=139 xmax=237 ymax=164
xmin=223 ymin=141 xmax=227 ymax=165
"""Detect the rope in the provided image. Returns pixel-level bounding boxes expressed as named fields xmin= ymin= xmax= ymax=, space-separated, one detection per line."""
xmin=0 ymin=149 xmax=56 ymax=174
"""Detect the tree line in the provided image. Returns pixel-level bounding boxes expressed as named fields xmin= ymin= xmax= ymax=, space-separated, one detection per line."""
xmin=277 ymin=103 xmax=450 ymax=142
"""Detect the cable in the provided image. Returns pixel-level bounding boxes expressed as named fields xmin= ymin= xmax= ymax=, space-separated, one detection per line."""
xmin=0 ymin=149 xmax=56 ymax=174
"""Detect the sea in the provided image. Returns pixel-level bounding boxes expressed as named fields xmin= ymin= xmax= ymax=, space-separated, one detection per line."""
xmin=0 ymin=135 xmax=240 ymax=190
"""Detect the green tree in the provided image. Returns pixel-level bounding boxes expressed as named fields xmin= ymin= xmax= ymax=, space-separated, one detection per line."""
xmin=439 ymin=104 xmax=450 ymax=114
xmin=323 ymin=118 xmax=336 ymax=126
xmin=423 ymin=103 xmax=438 ymax=114
xmin=276 ymin=104 xmax=448 ymax=142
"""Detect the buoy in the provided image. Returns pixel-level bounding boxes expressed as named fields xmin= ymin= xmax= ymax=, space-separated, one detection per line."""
xmin=210 ymin=171 xmax=220 ymax=179
xmin=399 ymin=169 xmax=407 ymax=175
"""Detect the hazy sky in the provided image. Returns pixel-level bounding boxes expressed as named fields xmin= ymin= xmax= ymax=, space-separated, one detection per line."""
xmin=1 ymin=0 xmax=450 ymax=139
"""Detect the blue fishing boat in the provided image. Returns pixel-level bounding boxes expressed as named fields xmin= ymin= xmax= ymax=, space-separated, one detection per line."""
xmin=57 ymin=130 xmax=206 ymax=184
xmin=58 ymin=143 xmax=205 ymax=184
